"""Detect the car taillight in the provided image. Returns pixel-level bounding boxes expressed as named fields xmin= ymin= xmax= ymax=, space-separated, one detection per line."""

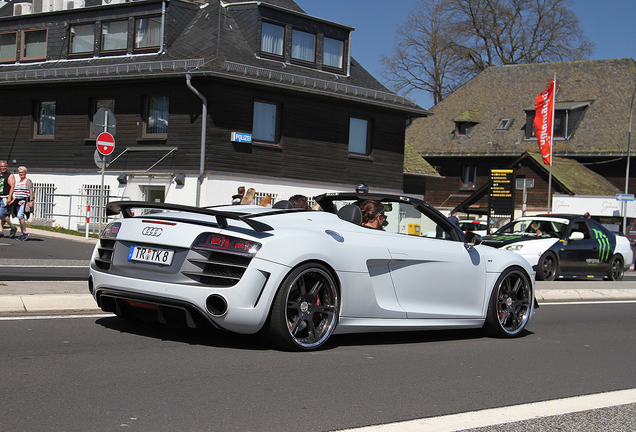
xmin=100 ymin=222 xmax=121 ymax=239
xmin=195 ymin=233 xmax=261 ymax=257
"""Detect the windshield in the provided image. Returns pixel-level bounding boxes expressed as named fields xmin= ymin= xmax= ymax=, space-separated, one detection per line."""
xmin=495 ymin=219 xmax=567 ymax=237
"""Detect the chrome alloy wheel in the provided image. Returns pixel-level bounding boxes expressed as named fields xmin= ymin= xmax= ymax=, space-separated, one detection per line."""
xmin=270 ymin=264 xmax=340 ymax=350
xmin=485 ymin=267 xmax=532 ymax=337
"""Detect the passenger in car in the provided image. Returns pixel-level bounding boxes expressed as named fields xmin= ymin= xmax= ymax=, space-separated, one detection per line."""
xmin=361 ymin=200 xmax=385 ymax=229
xmin=240 ymin=188 xmax=256 ymax=205
xmin=289 ymin=194 xmax=310 ymax=209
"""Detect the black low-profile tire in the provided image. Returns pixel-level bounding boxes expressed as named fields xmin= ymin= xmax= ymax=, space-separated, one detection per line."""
xmin=536 ymin=252 xmax=558 ymax=281
xmin=269 ymin=263 xmax=340 ymax=351
xmin=607 ymin=254 xmax=624 ymax=281
xmin=484 ymin=267 xmax=533 ymax=337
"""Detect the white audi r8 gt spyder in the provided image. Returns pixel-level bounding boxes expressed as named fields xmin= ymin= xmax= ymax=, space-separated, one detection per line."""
xmin=482 ymin=215 xmax=633 ymax=281
xmin=89 ymin=193 xmax=536 ymax=351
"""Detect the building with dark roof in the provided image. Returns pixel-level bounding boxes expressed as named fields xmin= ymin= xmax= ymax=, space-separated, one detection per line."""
xmin=0 ymin=0 xmax=429 ymax=227
xmin=406 ymin=58 xmax=636 ymax=217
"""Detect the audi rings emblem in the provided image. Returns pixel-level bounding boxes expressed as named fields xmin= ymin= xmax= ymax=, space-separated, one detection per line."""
xmin=142 ymin=227 xmax=163 ymax=237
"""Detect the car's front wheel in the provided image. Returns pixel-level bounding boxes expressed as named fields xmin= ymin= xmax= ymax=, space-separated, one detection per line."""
xmin=484 ymin=267 xmax=533 ymax=337
xmin=536 ymin=252 xmax=558 ymax=281
xmin=269 ymin=263 xmax=340 ymax=351
xmin=607 ymin=254 xmax=624 ymax=281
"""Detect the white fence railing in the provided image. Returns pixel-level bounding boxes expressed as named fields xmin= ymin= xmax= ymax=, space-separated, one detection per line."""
xmin=29 ymin=183 xmax=128 ymax=235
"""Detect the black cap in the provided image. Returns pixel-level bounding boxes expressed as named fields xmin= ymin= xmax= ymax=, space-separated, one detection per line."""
xmin=355 ymin=183 xmax=369 ymax=193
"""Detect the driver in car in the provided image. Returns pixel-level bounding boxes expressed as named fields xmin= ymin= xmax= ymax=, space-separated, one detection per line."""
xmin=361 ymin=200 xmax=385 ymax=230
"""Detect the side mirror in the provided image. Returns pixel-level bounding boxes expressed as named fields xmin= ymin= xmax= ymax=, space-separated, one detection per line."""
xmin=464 ymin=231 xmax=482 ymax=251
xmin=569 ymin=231 xmax=585 ymax=241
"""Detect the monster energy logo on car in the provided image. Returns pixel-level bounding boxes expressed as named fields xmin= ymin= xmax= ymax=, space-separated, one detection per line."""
xmin=592 ymin=229 xmax=610 ymax=262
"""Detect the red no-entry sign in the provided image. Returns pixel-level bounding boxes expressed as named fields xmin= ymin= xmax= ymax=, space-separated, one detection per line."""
xmin=96 ymin=132 xmax=115 ymax=156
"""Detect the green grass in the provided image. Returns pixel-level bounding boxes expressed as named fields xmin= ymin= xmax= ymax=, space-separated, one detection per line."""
xmin=28 ymin=224 xmax=100 ymax=239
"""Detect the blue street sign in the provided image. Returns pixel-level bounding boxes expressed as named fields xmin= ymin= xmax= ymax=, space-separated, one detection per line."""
xmin=616 ymin=194 xmax=634 ymax=201
xmin=231 ymin=132 xmax=252 ymax=143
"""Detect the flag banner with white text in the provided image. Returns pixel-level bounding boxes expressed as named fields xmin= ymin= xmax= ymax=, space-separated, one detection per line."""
xmin=534 ymin=83 xmax=555 ymax=165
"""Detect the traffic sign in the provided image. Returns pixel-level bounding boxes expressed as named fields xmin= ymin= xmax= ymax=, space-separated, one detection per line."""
xmin=616 ymin=194 xmax=634 ymax=201
xmin=96 ymin=132 xmax=115 ymax=156
xmin=93 ymin=149 xmax=112 ymax=168
xmin=93 ymin=107 xmax=116 ymax=136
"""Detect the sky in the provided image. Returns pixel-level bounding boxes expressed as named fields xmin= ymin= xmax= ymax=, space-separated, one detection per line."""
xmin=295 ymin=0 xmax=636 ymax=109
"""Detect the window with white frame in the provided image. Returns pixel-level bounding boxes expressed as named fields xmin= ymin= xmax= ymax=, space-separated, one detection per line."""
xmin=261 ymin=22 xmax=284 ymax=57
xmin=252 ymin=101 xmax=280 ymax=143
xmin=291 ymin=29 xmax=315 ymax=63
xmin=0 ymin=32 xmax=16 ymax=62
xmin=135 ymin=17 xmax=162 ymax=49
xmin=102 ymin=20 xmax=128 ymax=52
xmin=323 ymin=37 xmax=343 ymax=69
xmin=348 ymin=117 xmax=370 ymax=155
xmin=70 ymin=24 xmax=95 ymax=55
xmin=495 ymin=118 xmax=513 ymax=131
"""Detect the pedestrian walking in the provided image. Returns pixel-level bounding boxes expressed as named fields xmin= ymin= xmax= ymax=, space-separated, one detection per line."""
xmin=10 ymin=166 xmax=34 ymax=241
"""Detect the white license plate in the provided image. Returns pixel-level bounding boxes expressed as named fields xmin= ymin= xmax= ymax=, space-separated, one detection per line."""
xmin=128 ymin=245 xmax=175 ymax=266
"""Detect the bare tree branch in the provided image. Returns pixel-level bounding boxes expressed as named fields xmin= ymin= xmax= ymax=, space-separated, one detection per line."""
xmin=381 ymin=0 xmax=593 ymax=105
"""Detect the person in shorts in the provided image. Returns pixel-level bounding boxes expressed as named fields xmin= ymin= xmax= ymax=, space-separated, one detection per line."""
xmin=0 ymin=160 xmax=17 ymax=238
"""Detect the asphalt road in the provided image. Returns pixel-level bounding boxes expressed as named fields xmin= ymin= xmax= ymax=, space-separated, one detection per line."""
xmin=0 ymin=229 xmax=95 ymax=280
xmin=1 ymin=302 xmax=635 ymax=432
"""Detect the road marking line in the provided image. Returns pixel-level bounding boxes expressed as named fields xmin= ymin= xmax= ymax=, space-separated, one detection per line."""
xmin=338 ymin=388 xmax=636 ymax=432
xmin=0 ymin=313 xmax=114 ymax=321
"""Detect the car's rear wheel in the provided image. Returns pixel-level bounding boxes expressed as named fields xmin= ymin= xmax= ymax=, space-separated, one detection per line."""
xmin=269 ymin=263 xmax=340 ymax=351
xmin=536 ymin=252 xmax=558 ymax=281
xmin=607 ymin=254 xmax=624 ymax=281
xmin=484 ymin=267 xmax=533 ymax=337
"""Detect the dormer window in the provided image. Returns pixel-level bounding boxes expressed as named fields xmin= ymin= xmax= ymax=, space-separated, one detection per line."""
xmin=102 ymin=20 xmax=128 ymax=52
xmin=0 ymin=32 xmax=17 ymax=63
xmin=257 ymin=7 xmax=350 ymax=74
xmin=21 ymin=28 xmax=47 ymax=61
xmin=261 ymin=22 xmax=284 ymax=57
xmin=524 ymin=101 xmax=592 ymax=140
xmin=453 ymin=109 xmax=480 ymax=138
xmin=291 ymin=29 xmax=315 ymax=63
xmin=70 ymin=24 xmax=95 ymax=55
xmin=135 ymin=17 xmax=162 ymax=49
xmin=323 ymin=37 xmax=343 ymax=69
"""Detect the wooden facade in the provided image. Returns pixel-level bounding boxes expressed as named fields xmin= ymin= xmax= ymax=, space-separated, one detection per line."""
xmin=0 ymin=0 xmax=429 ymax=207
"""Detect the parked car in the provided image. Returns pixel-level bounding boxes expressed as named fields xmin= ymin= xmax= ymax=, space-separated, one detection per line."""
xmin=482 ymin=215 xmax=633 ymax=281
xmin=458 ymin=219 xmax=489 ymax=236
xmin=89 ymin=193 xmax=535 ymax=351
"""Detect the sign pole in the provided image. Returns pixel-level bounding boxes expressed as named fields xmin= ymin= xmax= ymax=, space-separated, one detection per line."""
xmin=547 ymin=73 xmax=557 ymax=213
xmin=99 ymin=110 xmax=108 ymax=234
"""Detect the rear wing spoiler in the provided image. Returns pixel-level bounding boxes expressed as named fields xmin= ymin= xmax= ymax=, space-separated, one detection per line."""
xmin=106 ymin=201 xmax=274 ymax=232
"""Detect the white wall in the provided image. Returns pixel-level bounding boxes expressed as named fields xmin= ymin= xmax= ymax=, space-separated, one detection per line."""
xmin=18 ymin=169 xmax=402 ymax=227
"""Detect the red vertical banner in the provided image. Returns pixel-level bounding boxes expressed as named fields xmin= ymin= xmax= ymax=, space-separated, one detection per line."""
xmin=534 ymin=82 xmax=555 ymax=165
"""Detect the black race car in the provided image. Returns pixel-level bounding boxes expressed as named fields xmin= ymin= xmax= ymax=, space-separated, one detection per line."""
xmin=482 ymin=215 xmax=633 ymax=281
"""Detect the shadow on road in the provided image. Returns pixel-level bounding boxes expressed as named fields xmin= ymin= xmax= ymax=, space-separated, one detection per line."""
xmin=94 ymin=315 xmax=534 ymax=351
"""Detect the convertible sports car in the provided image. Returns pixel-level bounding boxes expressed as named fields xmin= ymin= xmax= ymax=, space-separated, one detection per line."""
xmin=88 ymin=193 xmax=535 ymax=350
xmin=482 ymin=215 xmax=633 ymax=281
